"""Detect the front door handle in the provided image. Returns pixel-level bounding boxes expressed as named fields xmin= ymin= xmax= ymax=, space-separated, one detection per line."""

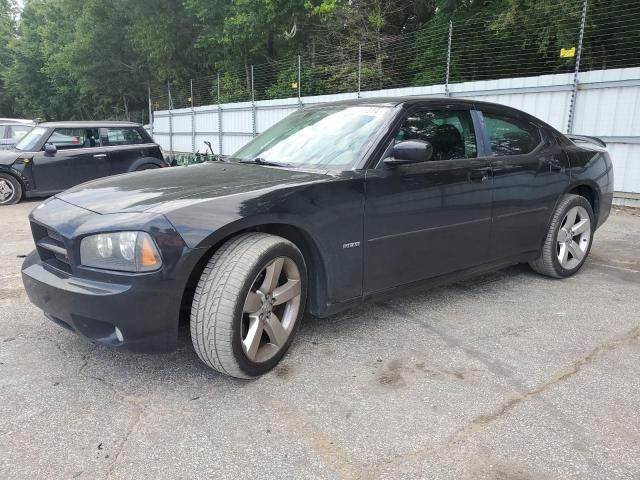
xmin=547 ymin=158 xmax=563 ymax=172
xmin=470 ymin=168 xmax=491 ymax=183
xmin=93 ymin=154 xmax=107 ymax=158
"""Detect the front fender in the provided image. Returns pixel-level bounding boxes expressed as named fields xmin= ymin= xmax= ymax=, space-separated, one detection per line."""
xmin=163 ymin=177 xmax=366 ymax=309
xmin=0 ymin=164 xmax=31 ymax=192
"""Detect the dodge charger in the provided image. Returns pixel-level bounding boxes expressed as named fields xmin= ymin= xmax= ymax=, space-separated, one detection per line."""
xmin=21 ymin=98 xmax=613 ymax=378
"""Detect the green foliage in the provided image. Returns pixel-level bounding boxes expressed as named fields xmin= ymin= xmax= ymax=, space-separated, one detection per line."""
xmin=219 ymin=72 xmax=251 ymax=103
xmin=0 ymin=1 xmax=14 ymax=115
xmin=0 ymin=0 xmax=638 ymax=120
xmin=264 ymin=63 xmax=357 ymax=98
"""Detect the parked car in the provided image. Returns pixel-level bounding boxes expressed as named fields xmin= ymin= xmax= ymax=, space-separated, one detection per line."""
xmin=0 ymin=121 xmax=168 ymax=205
xmin=0 ymin=118 xmax=35 ymax=151
xmin=22 ymin=98 xmax=613 ymax=378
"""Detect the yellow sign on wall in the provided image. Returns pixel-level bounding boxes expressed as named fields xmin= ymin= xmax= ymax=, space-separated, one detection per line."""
xmin=560 ymin=47 xmax=576 ymax=58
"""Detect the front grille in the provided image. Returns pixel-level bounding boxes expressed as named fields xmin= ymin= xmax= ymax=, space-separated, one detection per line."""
xmin=47 ymin=229 xmax=65 ymax=244
xmin=31 ymin=222 xmax=72 ymax=274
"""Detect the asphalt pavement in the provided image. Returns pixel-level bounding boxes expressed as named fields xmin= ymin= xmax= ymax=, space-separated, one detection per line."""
xmin=1 ymin=200 xmax=639 ymax=479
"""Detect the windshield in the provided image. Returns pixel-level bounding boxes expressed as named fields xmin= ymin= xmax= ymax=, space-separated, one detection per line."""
xmin=231 ymin=105 xmax=394 ymax=170
xmin=15 ymin=126 xmax=47 ymax=151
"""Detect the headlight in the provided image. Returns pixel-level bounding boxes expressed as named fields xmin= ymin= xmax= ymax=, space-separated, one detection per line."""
xmin=80 ymin=232 xmax=162 ymax=272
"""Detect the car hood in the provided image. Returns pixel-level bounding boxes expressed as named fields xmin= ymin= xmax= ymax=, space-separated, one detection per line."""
xmin=0 ymin=150 xmax=19 ymax=165
xmin=56 ymin=162 xmax=331 ymax=214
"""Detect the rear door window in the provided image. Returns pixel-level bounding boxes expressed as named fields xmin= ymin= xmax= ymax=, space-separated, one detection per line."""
xmin=482 ymin=112 xmax=541 ymax=156
xmin=103 ymin=128 xmax=144 ymax=146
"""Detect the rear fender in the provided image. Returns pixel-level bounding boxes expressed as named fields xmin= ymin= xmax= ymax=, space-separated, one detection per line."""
xmin=126 ymin=157 xmax=166 ymax=172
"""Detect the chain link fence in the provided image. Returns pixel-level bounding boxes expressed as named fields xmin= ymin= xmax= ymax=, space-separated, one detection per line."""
xmin=148 ymin=0 xmax=640 ymax=165
xmin=151 ymin=0 xmax=639 ymax=110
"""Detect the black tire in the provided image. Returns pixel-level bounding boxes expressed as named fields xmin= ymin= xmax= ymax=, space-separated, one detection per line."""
xmin=530 ymin=194 xmax=595 ymax=278
xmin=0 ymin=173 xmax=22 ymax=205
xmin=190 ymin=233 xmax=307 ymax=378
xmin=136 ymin=164 xmax=159 ymax=171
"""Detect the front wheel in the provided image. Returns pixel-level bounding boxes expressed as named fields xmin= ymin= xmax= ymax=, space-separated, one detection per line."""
xmin=0 ymin=173 xmax=22 ymax=205
xmin=190 ymin=233 xmax=307 ymax=378
xmin=530 ymin=194 xmax=594 ymax=278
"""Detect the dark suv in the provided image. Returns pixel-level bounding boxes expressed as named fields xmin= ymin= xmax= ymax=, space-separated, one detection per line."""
xmin=0 ymin=121 xmax=168 ymax=205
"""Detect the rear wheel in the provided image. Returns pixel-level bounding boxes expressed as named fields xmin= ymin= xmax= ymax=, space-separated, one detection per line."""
xmin=190 ymin=233 xmax=307 ymax=378
xmin=136 ymin=164 xmax=159 ymax=171
xmin=530 ymin=194 xmax=594 ymax=278
xmin=0 ymin=173 xmax=22 ymax=205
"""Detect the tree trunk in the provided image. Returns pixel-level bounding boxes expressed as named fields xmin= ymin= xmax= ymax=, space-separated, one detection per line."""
xmin=123 ymin=95 xmax=129 ymax=121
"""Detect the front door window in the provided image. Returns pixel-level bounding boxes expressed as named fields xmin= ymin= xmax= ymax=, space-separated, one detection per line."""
xmin=395 ymin=109 xmax=478 ymax=161
xmin=47 ymin=128 xmax=101 ymax=150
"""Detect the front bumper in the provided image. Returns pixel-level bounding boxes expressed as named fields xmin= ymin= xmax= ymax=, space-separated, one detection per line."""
xmin=22 ymin=250 xmax=184 ymax=352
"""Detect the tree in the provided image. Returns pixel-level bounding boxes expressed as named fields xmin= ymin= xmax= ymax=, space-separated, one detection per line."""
xmin=0 ymin=0 xmax=17 ymax=115
xmin=0 ymin=0 xmax=637 ymax=121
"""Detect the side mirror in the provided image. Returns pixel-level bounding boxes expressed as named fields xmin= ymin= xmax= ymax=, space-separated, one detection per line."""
xmin=44 ymin=143 xmax=57 ymax=155
xmin=384 ymin=140 xmax=433 ymax=166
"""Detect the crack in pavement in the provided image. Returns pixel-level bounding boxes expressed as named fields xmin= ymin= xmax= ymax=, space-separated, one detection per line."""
xmin=378 ymin=301 xmax=606 ymax=455
xmin=449 ymin=325 xmax=640 ymax=442
xmin=379 ymin=302 xmax=529 ymax=392
xmin=75 ymin=347 xmax=148 ymax=480
xmin=269 ymin=400 xmax=361 ymax=480
xmin=370 ymin=303 xmax=640 ymax=475
xmin=104 ymin=402 xmax=145 ymax=480
xmin=365 ymin=325 xmax=640 ymax=477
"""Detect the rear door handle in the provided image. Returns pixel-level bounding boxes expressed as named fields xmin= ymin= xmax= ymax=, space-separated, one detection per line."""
xmin=93 ymin=154 xmax=108 ymax=158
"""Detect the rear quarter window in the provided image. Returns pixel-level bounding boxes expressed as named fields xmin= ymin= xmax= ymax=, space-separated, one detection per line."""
xmin=104 ymin=128 xmax=145 ymax=146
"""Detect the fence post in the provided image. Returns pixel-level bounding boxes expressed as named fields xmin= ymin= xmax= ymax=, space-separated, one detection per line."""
xmin=190 ymin=79 xmax=195 ymax=155
xmin=148 ymin=85 xmax=153 ymax=137
xmin=167 ymin=82 xmax=173 ymax=156
xmin=217 ymin=73 xmax=223 ymax=159
xmin=297 ymin=55 xmax=302 ymax=110
xmin=357 ymin=44 xmax=362 ymax=98
xmin=445 ymin=20 xmax=453 ymax=96
xmin=251 ymin=65 xmax=257 ymax=137
xmin=567 ymin=0 xmax=588 ymax=134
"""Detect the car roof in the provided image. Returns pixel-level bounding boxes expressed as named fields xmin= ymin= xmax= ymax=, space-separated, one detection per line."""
xmin=0 ymin=118 xmax=36 ymax=125
xmin=307 ymin=96 xmax=559 ymax=133
xmin=38 ymin=121 xmax=142 ymax=128
xmin=309 ymin=96 xmax=530 ymax=113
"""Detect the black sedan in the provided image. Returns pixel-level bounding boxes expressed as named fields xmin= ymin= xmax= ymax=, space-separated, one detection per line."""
xmin=0 ymin=121 xmax=168 ymax=205
xmin=22 ymin=98 xmax=613 ymax=378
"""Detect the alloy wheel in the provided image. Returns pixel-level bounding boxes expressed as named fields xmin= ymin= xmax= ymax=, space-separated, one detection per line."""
xmin=556 ymin=206 xmax=591 ymax=270
xmin=0 ymin=178 xmax=14 ymax=202
xmin=241 ymin=256 xmax=302 ymax=363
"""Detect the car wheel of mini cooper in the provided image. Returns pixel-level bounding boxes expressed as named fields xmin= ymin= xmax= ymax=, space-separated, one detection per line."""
xmin=530 ymin=194 xmax=595 ymax=278
xmin=190 ymin=233 xmax=307 ymax=378
xmin=136 ymin=164 xmax=159 ymax=171
xmin=0 ymin=173 xmax=22 ymax=205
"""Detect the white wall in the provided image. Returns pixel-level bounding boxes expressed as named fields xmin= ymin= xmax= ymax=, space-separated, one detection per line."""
xmin=153 ymin=67 xmax=640 ymax=204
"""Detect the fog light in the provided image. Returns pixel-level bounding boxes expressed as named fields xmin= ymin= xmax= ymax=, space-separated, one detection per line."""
xmin=115 ymin=327 xmax=124 ymax=342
